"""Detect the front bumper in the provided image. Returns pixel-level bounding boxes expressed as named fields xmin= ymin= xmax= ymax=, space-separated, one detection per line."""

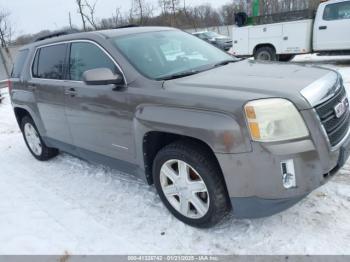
xmin=216 ymin=109 xmax=350 ymax=218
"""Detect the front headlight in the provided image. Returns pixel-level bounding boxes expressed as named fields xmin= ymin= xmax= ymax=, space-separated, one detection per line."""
xmin=244 ymin=98 xmax=309 ymax=142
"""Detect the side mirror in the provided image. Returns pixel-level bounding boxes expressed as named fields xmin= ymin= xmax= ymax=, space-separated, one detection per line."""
xmin=82 ymin=68 xmax=124 ymax=86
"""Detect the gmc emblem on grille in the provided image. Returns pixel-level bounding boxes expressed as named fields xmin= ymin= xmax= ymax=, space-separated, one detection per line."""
xmin=334 ymin=97 xmax=349 ymax=118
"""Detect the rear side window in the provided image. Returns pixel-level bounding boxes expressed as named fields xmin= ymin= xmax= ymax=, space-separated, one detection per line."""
xmin=32 ymin=44 xmax=67 ymax=79
xmin=323 ymin=1 xmax=350 ymax=20
xmin=69 ymin=42 xmax=117 ymax=81
xmin=11 ymin=49 xmax=29 ymax=78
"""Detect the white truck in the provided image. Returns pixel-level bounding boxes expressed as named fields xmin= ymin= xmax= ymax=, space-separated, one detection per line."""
xmin=232 ymin=0 xmax=350 ymax=61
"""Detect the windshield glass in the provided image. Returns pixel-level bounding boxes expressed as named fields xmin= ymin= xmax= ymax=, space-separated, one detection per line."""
xmin=111 ymin=30 xmax=236 ymax=80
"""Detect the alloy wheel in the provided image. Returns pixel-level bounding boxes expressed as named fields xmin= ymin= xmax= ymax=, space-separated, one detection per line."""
xmin=24 ymin=123 xmax=42 ymax=156
xmin=160 ymin=159 xmax=210 ymax=219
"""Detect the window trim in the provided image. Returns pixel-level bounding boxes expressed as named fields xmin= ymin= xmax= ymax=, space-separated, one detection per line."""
xmin=323 ymin=1 xmax=350 ymax=21
xmin=30 ymin=40 xmax=127 ymax=84
xmin=31 ymin=48 xmax=40 ymax=78
xmin=30 ymin=42 xmax=68 ymax=81
xmin=67 ymin=41 xmax=120 ymax=82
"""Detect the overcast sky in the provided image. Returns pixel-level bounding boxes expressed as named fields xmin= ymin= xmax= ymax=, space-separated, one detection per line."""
xmin=3 ymin=0 xmax=229 ymax=37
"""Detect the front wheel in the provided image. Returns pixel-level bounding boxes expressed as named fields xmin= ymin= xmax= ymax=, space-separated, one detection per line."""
xmin=21 ymin=116 xmax=59 ymax=161
xmin=153 ymin=140 xmax=230 ymax=228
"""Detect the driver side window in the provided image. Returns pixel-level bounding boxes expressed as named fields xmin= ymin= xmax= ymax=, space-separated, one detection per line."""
xmin=69 ymin=42 xmax=118 ymax=81
xmin=323 ymin=1 xmax=350 ymax=20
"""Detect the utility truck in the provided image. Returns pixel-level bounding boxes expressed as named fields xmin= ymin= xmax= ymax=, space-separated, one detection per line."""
xmin=232 ymin=0 xmax=350 ymax=61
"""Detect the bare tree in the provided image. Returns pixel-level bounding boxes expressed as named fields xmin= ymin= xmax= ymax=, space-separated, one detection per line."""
xmin=131 ymin=0 xmax=153 ymax=25
xmin=183 ymin=0 xmax=196 ymax=29
xmin=0 ymin=9 xmax=13 ymax=47
xmin=75 ymin=0 xmax=99 ymax=30
xmin=170 ymin=0 xmax=180 ymax=25
xmin=76 ymin=0 xmax=87 ymax=31
xmin=112 ymin=7 xmax=123 ymax=27
xmin=82 ymin=0 xmax=98 ymax=29
xmin=158 ymin=0 xmax=180 ymax=26
xmin=68 ymin=12 xmax=73 ymax=30
xmin=219 ymin=3 xmax=236 ymax=25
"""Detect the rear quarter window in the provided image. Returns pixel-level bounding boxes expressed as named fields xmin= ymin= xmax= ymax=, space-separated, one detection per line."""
xmin=11 ymin=49 xmax=29 ymax=78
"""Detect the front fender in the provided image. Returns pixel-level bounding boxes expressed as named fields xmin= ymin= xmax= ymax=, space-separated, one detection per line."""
xmin=133 ymin=105 xmax=252 ymax=160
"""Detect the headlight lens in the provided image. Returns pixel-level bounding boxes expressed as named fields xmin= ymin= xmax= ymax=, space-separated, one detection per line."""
xmin=244 ymin=98 xmax=309 ymax=142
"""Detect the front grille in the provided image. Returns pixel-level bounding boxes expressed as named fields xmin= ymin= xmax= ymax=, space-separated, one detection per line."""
xmin=315 ymin=85 xmax=350 ymax=147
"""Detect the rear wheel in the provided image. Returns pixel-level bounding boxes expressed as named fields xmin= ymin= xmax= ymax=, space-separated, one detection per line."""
xmin=254 ymin=46 xmax=277 ymax=61
xmin=21 ymin=116 xmax=59 ymax=161
xmin=153 ymin=140 xmax=230 ymax=228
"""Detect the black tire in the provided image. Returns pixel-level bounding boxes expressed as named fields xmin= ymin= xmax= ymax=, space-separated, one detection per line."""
xmin=278 ymin=54 xmax=295 ymax=62
xmin=21 ymin=115 xmax=59 ymax=161
xmin=153 ymin=140 xmax=231 ymax=228
xmin=254 ymin=46 xmax=277 ymax=61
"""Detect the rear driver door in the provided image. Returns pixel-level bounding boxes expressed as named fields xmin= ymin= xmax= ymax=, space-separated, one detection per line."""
xmin=30 ymin=43 xmax=73 ymax=146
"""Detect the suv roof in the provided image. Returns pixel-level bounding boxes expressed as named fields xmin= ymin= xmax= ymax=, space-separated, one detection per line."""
xmin=20 ymin=26 xmax=176 ymax=51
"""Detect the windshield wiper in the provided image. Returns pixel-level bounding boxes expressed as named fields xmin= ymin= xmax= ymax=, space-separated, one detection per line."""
xmin=158 ymin=70 xmax=202 ymax=81
xmin=158 ymin=59 xmax=241 ymax=81
xmin=213 ymin=59 xmax=239 ymax=68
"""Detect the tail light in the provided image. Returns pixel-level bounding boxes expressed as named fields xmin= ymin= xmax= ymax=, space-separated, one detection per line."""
xmin=7 ymin=79 xmax=12 ymax=92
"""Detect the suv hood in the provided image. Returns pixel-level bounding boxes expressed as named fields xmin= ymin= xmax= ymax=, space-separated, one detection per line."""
xmin=164 ymin=59 xmax=337 ymax=110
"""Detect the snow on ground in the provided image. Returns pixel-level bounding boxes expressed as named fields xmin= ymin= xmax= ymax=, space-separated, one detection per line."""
xmin=0 ymin=54 xmax=350 ymax=255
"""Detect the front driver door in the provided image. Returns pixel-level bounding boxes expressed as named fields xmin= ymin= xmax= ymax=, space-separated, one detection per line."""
xmin=64 ymin=41 xmax=135 ymax=163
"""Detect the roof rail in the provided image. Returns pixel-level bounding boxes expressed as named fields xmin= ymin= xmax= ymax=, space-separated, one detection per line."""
xmin=114 ymin=24 xmax=139 ymax=29
xmin=34 ymin=29 xmax=80 ymax=42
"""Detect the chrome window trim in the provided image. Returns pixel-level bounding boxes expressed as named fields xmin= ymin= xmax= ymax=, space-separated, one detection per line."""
xmin=29 ymin=39 xmax=127 ymax=84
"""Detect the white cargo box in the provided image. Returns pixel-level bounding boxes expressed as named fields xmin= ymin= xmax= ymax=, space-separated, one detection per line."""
xmin=232 ymin=19 xmax=313 ymax=56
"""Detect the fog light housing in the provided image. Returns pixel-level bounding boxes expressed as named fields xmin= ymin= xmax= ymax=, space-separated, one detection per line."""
xmin=281 ymin=160 xmax=296 ymax=189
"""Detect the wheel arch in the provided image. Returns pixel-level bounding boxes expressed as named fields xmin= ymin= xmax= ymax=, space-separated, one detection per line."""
xmin=253 ymin=43 xmax=277 ymax=55
xmin=133 ymin=105 xmax=252 ymax=185
xmin=13 ymin=105 xmax=45 ymax=136
xmin=143 ymin=131 xmax=224 ymax=185
xmin=14 ymin=107 xmax=31 ymax=127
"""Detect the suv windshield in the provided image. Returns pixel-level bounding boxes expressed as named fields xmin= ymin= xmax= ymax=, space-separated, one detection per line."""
xmin=111 ymin=30 xmax=236 ymax=80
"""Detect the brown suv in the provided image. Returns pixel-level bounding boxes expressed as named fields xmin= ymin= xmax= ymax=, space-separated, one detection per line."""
xmin=9 ymin=27 xmax=350 ymax=227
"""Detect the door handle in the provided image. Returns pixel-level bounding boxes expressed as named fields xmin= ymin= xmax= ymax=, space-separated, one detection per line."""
xmin=319 ymin=26 xmax=327 ymax=30
xmin=64 ymin=88 xmax=77 ymax=97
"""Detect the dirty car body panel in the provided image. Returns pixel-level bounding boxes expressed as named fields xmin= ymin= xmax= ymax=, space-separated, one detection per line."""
xmin=10 ymin=27 xmax=350 ymax=219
